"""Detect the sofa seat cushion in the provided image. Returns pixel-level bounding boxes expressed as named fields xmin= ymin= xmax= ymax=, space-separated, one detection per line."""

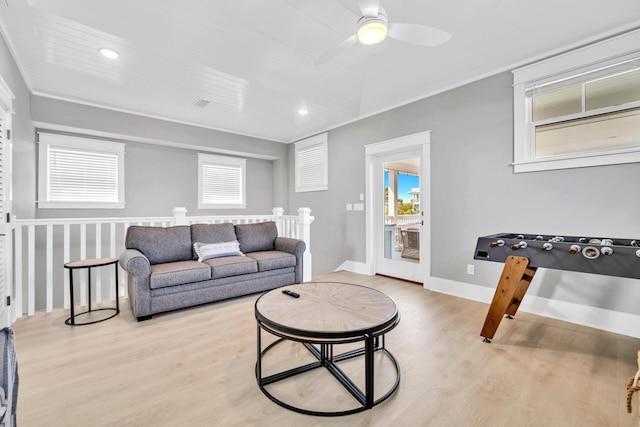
xmin=204 ymin=256 xmax=258 ymax=279
xmin=150 ymin=261 xmax=211 ymax=289
xmin=247 ymin=251 xmax=297 ymax=272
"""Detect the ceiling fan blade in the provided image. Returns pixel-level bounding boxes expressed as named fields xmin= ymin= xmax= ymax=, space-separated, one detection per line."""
xmin=388 ymin=23 xmax=452 ymax=47
xmin=314 ymin=34 xmax=358 ymax=65
xmin=358 ymin=0 xmax=380 ymax=17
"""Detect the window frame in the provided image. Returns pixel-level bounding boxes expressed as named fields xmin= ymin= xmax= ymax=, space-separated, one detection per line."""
xmin=295 ymin=132 xmax=328 ymax=193
xmin=37 ymin=133 xmax=125 ymax=209
xmin=197 ymin=153 xmax=246 ymax=210
xmin=512 ymin=30 xmax=640 ymax=173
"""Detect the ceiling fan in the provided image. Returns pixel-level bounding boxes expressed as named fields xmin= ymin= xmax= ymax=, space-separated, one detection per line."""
xmin=316 ymin=0 xmax=452 ymax=64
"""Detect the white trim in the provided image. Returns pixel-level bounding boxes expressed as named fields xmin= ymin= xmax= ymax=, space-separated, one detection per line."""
xmin=0 ymin=75 xmax=15 ymax=113
xmin=0 ymin=84 xmax=12 ymax=328
xmin=364 ymin=131 xmax=431 ymax=282
xmin=334 ymin=260 xmax=370 ymax=276
xmin=33 ymin=121 xmax=280 ymax=161
xmin=512 ymin=29 xmax=640 ymax=85
xmin=513 ymin=150 xmax=640 ymax=173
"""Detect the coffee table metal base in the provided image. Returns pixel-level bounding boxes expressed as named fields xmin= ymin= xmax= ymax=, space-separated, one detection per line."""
xmin=256 ymin=322 xmax=401 ymax=417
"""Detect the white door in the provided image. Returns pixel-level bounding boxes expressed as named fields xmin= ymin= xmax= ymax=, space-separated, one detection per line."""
xmin=365 ymin=132 xmax=430 ymax=283
xmin=0 ymin=80 xmax=13 ymax=328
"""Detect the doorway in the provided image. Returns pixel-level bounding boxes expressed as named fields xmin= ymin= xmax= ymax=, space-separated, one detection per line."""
xmin=365 ymin=132 xmax=430 ymax=283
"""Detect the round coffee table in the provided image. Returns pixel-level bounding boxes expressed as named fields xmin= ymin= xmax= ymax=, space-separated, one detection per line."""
xmin=255 ymin=282 xmax=400 ymax=416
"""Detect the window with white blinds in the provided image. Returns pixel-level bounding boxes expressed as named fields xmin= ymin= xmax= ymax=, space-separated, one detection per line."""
xmin=38 ymin=133 xmax=125 ymax=209
xmin=513 ymin=30 xmax=640 ymax=173
xmin=198 ymin=153 xmax=246 ymax=209
xmin=295 ymin=132 xmax=328 ymax=192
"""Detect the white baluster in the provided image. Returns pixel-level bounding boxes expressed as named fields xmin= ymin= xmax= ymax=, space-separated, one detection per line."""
xmin=110 ymin=222 xmax=116 ymax=301
xmin=13 ymin=225 xmax=22 ymax=318
xmin=95 ymin=224 xmax=102 ymax=304
xmin=27 ymin=225 xmax=35 ymax=315
xmin=297 ymin=208 xmax=313 ymax=282
xmin=80 ymin=223 xmax=87 ymax=307
xmin=63 ymin=224 xmax=70 ymax=309
xmin=46 ymin=224 xmax=53 ymax=312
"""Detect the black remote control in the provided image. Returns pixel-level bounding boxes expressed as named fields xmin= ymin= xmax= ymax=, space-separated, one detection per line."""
xmin=282 ymin=289 xmax=300 ymax=298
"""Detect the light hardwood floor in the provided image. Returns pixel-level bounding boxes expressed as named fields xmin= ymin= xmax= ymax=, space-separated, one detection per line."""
xmin=12 ymin=271 xmax=640 ymax=426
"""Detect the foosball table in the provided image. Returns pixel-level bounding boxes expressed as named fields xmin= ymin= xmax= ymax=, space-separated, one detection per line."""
xmin=474 ymin=233 xmax=640 ymax=342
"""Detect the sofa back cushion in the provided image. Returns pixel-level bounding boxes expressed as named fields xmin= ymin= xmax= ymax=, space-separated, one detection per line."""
xmin=125 ymin=225 xmax=193 ymax=265
xmin=235 ymin=221 xmax=278 ymax=253
xmin=191 ymin=223 xmax=237 ymax=244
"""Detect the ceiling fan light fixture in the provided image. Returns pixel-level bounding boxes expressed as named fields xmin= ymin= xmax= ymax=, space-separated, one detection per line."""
xmin=357 ymin=16 xmax=388 ymax=45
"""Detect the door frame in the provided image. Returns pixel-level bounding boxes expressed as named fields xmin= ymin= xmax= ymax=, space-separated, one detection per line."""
xmin=364 ymin=131 xmax=431 ymax=281
xmin=0 ymin=75 xmax=14 ymax=328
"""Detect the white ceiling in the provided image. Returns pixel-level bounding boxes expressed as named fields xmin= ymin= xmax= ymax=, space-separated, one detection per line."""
xmin=1 ymin=0 xmax=640 ymax=143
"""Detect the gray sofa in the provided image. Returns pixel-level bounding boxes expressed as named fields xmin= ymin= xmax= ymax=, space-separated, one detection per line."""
xmin=119 ymin=221 xmax=305 ymax=321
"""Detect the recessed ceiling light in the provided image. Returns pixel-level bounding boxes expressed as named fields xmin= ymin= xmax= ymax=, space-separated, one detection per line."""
xmin=298 ymin=108 xmax=309 ymax=116
xmin=99 ymin=48 xmax=119 ymax=59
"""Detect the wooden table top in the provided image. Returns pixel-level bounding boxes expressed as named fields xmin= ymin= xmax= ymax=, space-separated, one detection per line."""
xmin=64 ymin=258 xmax=118 ymax=269
xmin=255 ymin=282 xmax=399 ymax=340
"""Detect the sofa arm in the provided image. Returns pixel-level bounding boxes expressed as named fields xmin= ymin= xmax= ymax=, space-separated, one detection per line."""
xmin=119 ymin=249 xmax=153 ymax=320
xmin=119 ymin=249 xmax=151 ymax=286
xmin=275 ymin=237 xmax=306 ymax=283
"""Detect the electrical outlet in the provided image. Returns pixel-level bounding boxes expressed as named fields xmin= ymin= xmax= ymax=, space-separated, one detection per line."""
xmin=467 ymin=264 xmax=475 ymax=275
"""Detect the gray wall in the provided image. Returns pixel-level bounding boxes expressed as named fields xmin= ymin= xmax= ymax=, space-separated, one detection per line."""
xmin=24 ymin=96 xmax=288 ymax=218
xmin=289 ymin=71 xmax=640 ymax=316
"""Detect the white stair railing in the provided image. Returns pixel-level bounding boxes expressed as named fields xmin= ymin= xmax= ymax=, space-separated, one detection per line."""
xmin=11 ymin=207 xmax=313 ymax=318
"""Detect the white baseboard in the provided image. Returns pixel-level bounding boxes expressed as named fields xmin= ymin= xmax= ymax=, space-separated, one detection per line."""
xmin=426 ymin=276 xmax=640 ymax=339
xmin=336 ymin=262 xmax=640 ymax=339
xmin=334 ymin=260 xmax=371 ymax=276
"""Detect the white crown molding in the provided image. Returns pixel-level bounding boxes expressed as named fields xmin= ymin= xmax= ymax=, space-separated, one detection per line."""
xmin=32 ymin=121 xmax=280 ymax=161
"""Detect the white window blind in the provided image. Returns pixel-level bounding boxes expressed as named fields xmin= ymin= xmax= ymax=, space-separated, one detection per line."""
xmin=38 ymin=133 xmax=125 ymax=209
xmin=48 ymin=147 xmax=119 ymax=202
xmin=198 ymin=153 xmax=246 ymax=209
xmin=295 ymin=133 xmax=328 ymax=192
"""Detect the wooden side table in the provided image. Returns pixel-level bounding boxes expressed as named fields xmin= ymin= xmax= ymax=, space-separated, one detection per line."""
xmin=64 ymin=258 xmax=120 ymax=326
